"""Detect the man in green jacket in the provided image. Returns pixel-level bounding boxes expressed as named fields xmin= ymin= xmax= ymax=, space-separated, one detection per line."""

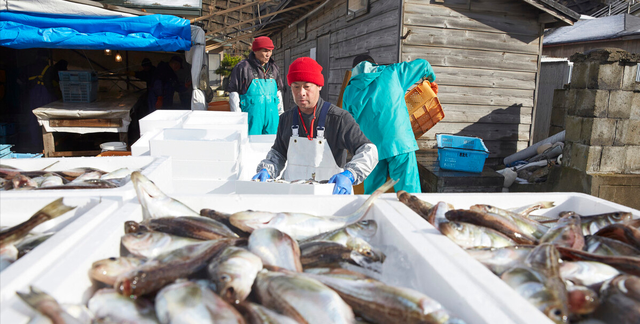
xmin=342 ymin=55 xmax=436 ymax=194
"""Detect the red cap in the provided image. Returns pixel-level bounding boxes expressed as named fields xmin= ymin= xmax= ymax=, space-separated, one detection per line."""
xmin=287 ymin=57 xmax=324 ymax=86
xmin=252 ymin=36 xmax=274 ymax=52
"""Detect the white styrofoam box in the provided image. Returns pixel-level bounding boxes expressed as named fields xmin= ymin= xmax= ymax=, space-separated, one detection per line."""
xmin=172 ymin=159 xmax=239 ymax=180
xmin=150 ymin=128 xmax=241 ymax=161
xmin=0 ymin=156 xmax=172 ymax=201
xmin=0 ymin=197 xmax=119 ymax=308
xmin=130 ymin=128 xmax=162 ymax=156
xmin=235 ymin=180 xmax=334 ymax=195
xmin=0 ymin=195 xmax=533 ymax=324
xmin=181 ymin=111 xmax=249 ymax=141
xmin=138 ymin=110 xmax=190 ymax=135
xmin=169 ymin=179 xmax=236 ymax=194
xmin=238 ymin=135 xmax=276 ymax=181
xmin=381 ymin=192 xmax=640 ymax=324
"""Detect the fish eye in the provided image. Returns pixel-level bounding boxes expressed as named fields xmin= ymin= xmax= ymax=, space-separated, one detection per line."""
xmin=547 ymin=308 xmax=566 ymax=321
xmin=363 ymin=250 xmax=373 ymax=257
xmin=612 ymin=213 xmax=621 ymax=220
xmin=220 ymin=274 xmax=231 ymax=282
xmin=360 ymin=220 xmax=369 ymax=225
xmin=108 ymin=257 xmax=117 ymax=261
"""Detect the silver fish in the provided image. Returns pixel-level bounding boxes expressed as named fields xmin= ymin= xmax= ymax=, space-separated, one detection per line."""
xmin=559 ymin=261 xmax=620 ymax=287
xmin=0 ymin=198 xmax=75 ymax=248
xmin=248 ymin=228 xmax=302 ymax=272
xmin=89 ymin=256 xmax=144 ymax=286
xmin=236 ymin=301 xmax=299 ymax=324
xmin=17 ymin=286 xmax=85 ymax=324
xmin=439 ymin=221 xmax=516 ymax=249
xmin=40 ymin=173 xmax=64 ymax=188
xmin=466 ymin=245 xmax=534 ymax=276
xmin=88 ymin=288 xmax=158 ymax=323
xmin=131 ymin=171 xmax=200 ymax=220
xmin=591 ymin=275 xmax=640 ymax=324
xmin=581 ymin=212 xmax=633 ymax=236
xmin=230 ymin=179 xmax=397 ymax=240
xmin=208 ymin=246 xmax=263 ymax=304
xmin=508 ymin=201 xmax=555 ymax=217
xmin=254 ymin=270 xmax=355 ymax=324
xmin=155 ymin=280 xmax=245 ymax=324
xmin=121 ymin=231 xmax=203 ymax=259
xmin=566 ymin=284 xmax=600 ymax=316
xmin=539 ymin=213 xmax=584 ymax=249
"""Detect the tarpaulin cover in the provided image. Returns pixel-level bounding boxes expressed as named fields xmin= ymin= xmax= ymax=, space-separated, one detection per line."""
xmin=0 ymin=12 xmax=192 ymax=51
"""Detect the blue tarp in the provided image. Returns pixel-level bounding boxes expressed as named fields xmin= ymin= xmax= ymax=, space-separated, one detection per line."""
xmin=0 ymin=12 xmax=192 ymax=51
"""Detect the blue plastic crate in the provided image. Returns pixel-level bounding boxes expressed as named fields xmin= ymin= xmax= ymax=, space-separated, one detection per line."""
xmin=0 ymin=144 xmax=11 ymax=156
xmin=60 ymin=80 xmax=98 ymax=102
xmin=436 ymin=134 xmax=489 ymax=173
xmin=58 ymin=70 xmax=97 ymax=82
xmin=9 ymin=153 xmax=43 ymax=159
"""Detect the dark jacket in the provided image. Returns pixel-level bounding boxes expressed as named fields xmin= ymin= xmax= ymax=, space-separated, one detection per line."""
xmin=226 ymin=52 xmax=283 ymax=95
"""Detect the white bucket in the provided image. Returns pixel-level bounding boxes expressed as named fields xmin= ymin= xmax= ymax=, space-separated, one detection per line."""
xmin=100 ymin=141 xmax=127 ymax=152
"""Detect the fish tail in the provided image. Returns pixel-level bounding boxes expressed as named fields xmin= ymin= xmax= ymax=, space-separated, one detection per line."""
xmin=16 ymin=286 xmax=56 ymax=311
xmin=37 ymin=197 xmax=76 ymax=221
xmin=0 ymin=198 xmax=75 ymax=247
xmin=346 ymin=179 xmax=398 ymax=224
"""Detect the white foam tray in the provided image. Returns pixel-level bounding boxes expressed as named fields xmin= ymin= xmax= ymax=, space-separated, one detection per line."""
xmin=0 ymin=156 xmax=173 ymax=201
xmin=130 ymin=128 xmax=161 ymax=156
xmin=169 ymin=179 xmax=236 ymax=195
xmin=235 ymin=181 xmax=334 ymax=195
xmin=138 ymin=110 xmax=190 ymax=135
xmin=0 ymin=197 xmax=119 ymax=308
xmin=0 ymin=194 xmax=543 ymax=324
xmin=381 ymin=192 xmax=640 ymax=324
xmin=173 ymin=159 xmax=239 ymax=180
xmin=182 ymin=111 xmax=248 ymax=126
xmin=150 ymin=128 xmax=241 ymax=161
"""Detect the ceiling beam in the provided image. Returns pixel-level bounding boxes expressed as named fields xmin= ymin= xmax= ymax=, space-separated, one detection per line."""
xmin=191 ymin=0 xmax=267 ymax=22
xmin=205 ymin=0 xmax=321 ymax=36
xmin=206 ymin=26 xmax=280 ymax=51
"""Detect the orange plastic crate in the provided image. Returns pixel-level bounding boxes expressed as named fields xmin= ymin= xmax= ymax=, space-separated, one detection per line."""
xmin=404 ymin=80 xmax=444 ymax=139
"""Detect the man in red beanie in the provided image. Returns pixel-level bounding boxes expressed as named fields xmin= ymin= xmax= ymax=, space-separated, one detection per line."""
xmin=227 ymin=36 xmax=284 ymax=135
xmin=252 ymin=57 xmax=379 ymax=195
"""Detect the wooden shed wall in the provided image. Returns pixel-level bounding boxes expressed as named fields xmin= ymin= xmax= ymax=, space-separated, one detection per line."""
xmin=402 ymin=0 xmax=544 ymax=164
xmin=543 ymin=39 xmax=640 ymax=58
xmin=271 ymin=0 xmax=401 ymax=109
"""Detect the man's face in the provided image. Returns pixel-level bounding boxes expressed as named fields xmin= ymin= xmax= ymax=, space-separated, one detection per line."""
xmin=169 ymin=61 xmax=181 ymax=72
xmin=254 ymin=48 xmax=272 ymax=65
xmin=291 ymin=82 xmax=321 ymax=111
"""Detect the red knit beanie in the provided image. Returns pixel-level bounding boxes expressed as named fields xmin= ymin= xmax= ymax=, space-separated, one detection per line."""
xmin=287 ymin=57 xmax=324 ymax=86
xmin=252 ymin=36 xmax=274 ymax=51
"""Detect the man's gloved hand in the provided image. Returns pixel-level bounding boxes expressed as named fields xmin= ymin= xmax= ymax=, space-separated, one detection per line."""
xmin=252 ymin=169 xmax=270 ymax=182
xmin=328 ymin=170 xmax=355 ymax=195
xmin=155 ymin=96 xmax=164 ymax=108
xmin=430 ymin=81 xmax=439 ymax=95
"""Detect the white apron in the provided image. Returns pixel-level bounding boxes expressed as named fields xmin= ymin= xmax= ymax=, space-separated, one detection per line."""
xmin=283 ymin=102 xmax=343 ymax=182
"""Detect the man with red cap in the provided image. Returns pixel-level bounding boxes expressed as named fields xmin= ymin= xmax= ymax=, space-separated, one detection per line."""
xmin=252 ymin=57 xmax=378 ymax=195
xmin=227 ymin=36 xmax=284 ymax=135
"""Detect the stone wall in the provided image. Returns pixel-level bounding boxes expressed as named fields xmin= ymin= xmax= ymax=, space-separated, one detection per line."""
xmin=551 ymin=48 xmax=640 ymax=174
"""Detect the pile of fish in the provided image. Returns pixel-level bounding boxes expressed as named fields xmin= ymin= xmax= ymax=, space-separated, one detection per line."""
xmin=0 ymin=198 xmax=76 ymax=271
xmin=0 ymin=164 xmax=135 ymax=190
xmin=16 ymin=172 xmax=465 ymax=324
xmin=397 ymin=191 xmax=639 ymax=324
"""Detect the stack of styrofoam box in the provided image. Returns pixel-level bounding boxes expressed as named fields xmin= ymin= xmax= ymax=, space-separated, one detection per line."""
xmin=0 ymin=197 xmax=119 ymax=311
xmin=0 ymin=193 xmax=563 ymax=324
xmin=0 ymin=156 xmax=172 ymax=202
xmin=148 ymin=111 xmax=248 ymax=195
xmin=132 ymin=110 xmax=191 ymax=156
xmin=382 ymin=192 xmax=640 ymax=324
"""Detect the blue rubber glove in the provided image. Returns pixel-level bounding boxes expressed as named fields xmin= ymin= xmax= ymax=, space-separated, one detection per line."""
xmin=328 ymin=170 xmax=355 ymax=195
xmin=252 ymin=169 xmax=270 ymax=182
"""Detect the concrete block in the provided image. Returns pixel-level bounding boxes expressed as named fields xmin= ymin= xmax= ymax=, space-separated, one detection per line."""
xmin=565 ymin=115 xmax=583 ymax=143
xmin=607 ymin=90 xmax=633 ymax=119
xmin=583 ymin=118 xmax=616 ymax=146
xmin=550 ymin=105 xmax=566 ymax=128
xmin=622 ymin=64 xmax=640 ymax=91
xmin=562 ymin=142 xmax=572 ymax=168
xmin=596 ymin=63 xmax=624 ymax=90
xmin=600 ymin=146 xmax=627 ymax=173
xmin=570 ymin=61 xmax=595 ymax=89
xmin=568 ymin=142 xmax=602 ymax=172
xmin=631 ymin=92 xmax=640 ymax=120
xmin=625 ymin=146 xmax=640 ymax=174
xmin=574 ymin=89 xmax=609 ymax=117
xmin=614 ymin=120 xmax=640 ymax=146
xmin=565 ymin=89 xmax=578 ymax=115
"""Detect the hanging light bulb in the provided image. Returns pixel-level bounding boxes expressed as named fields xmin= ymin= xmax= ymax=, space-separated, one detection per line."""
xmin=104 ymin=49 xmax=112 ymax=55
xmin=115 ymin=52 xmax=123 ymax=63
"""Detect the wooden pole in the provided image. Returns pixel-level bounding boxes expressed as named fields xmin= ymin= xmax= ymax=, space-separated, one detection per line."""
xmin=192 ymin=0 xmax=267 ymax=22
xmin=337 ymin=70 xmax=351 ymax=108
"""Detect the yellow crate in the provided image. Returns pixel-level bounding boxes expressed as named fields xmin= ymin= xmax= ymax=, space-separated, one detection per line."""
xmin=405 ymin=80 xmax=444 ymax=139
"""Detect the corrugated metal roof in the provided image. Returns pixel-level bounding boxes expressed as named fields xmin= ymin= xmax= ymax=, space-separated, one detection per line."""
xmin=543 ymin=13 xmax=640 ymax=45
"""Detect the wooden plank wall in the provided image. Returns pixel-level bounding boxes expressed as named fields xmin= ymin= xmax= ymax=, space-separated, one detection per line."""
xmin=402 ymin=0 xmax=544 ymax=165
xmin=271 ymin=0 xmax=401 ymax=109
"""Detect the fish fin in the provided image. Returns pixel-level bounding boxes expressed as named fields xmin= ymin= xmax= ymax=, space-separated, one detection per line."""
xmin=16 ymin=286 xmax=57 ymax=311
xmin=528 ymin=215 xmax=558 ymax=223
xmin=37 ymin=198 xmax=76 ymax=221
